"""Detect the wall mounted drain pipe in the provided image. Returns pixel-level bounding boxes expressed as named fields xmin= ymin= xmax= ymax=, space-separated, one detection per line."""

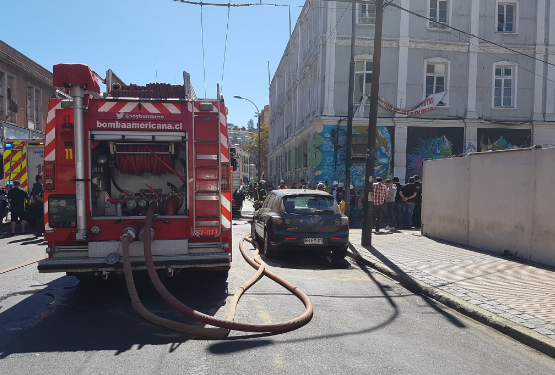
xmin=121 ymin=202 xmax=313 ymax=338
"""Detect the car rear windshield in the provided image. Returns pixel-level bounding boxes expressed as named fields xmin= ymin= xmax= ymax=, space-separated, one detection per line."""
xmin=283 ymin=195 xmax=340 ymax=214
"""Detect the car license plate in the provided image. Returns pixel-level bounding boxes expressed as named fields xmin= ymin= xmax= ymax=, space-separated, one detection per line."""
xmin=304 ymin=238 xmax=323 ymax=245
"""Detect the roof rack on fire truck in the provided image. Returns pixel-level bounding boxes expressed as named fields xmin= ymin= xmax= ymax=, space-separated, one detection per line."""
xmin=102 ymin=69 xmax=198 ymax=101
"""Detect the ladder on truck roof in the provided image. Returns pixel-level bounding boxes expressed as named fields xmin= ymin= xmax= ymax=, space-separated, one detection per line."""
xmin=192 ymin=87 xmax=223 ymax=238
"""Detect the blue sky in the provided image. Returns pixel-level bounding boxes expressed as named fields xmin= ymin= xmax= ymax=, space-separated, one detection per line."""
xmin=1 ymin=0 xmax=305 ymax=127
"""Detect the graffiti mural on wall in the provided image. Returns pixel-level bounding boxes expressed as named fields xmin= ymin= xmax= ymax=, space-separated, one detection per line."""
xmin=406 ymin=127 xmax=464 ymax=179
xmin=305 ymin=124 xmax=393 ymax=187
xmin=375 ymin=126 xmax=394 ymax=179
xmin=477 ymin=128 xmax=531 ymax=152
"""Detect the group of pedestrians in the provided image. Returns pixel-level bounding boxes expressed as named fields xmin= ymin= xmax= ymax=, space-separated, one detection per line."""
xmin=371 ymin=175 xmax=422 ymax=232
xmin=0 ymin=175 xmax=44 ymax=236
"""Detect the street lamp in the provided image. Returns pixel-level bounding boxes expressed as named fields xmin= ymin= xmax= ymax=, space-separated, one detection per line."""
xmin=234 ymin=95 xmax=261 ymax=182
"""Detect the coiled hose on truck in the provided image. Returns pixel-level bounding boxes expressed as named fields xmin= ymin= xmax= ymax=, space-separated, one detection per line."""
xmin=121 ymin=202 xmax=313 ymax=339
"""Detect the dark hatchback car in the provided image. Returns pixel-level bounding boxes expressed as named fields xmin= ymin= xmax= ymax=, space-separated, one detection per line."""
xmin=251 ymin=189 xmax=349 ymax=259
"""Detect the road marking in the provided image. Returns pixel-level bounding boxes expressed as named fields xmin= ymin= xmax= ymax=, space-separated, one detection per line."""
xmin=0 ymin=257 xmax=46 ymax=275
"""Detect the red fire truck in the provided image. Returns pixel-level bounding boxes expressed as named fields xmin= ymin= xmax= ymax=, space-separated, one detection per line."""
xmin=38 ymin=64 xmax=232 ymax=279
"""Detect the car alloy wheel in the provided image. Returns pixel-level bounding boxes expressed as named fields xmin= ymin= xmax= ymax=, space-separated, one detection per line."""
xmin=251 ymin=223 xmax=257 ymax=241
xmin=264 ymin=230 xmax=277 ymax=258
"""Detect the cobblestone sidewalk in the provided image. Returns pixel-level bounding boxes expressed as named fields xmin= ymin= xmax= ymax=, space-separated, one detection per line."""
xmin=348 ymin=228 xmax=555 ymax=342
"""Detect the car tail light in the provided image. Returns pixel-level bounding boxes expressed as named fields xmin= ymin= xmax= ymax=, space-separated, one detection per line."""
xmin=335 ymin=217 xmax=349 ymax=226
xmin=44 ymin=162 xmax=55 ymax=191
xmin=221 ymin=165 xmax=230 ymax=191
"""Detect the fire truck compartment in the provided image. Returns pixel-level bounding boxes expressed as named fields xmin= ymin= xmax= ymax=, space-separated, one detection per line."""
xmin=89 ymin=132 xmax=188 ymax=219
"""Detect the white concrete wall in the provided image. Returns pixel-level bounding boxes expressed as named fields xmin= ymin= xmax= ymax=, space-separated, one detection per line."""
xmin=422 ymin=147 xmax=555 ymax=267
xmin=421 ymin=156 xmax=469 ymax=245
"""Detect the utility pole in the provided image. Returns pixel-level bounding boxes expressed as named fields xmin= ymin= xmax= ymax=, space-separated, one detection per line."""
xmin=361 ymin=0 xmax=384 ymax=246
xmin=344 ymin=1 xmax=356 ymax=219
xmin=257 ymin=111 xmax=262 ymax=180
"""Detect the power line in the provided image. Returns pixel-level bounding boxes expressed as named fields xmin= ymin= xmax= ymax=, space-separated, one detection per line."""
xmin=200 ymin=4 xmax=207 ymax=97
xmin=386 ymin=2 xmax=555 ymax=69
xmin=446 ymin=29 xmax=555 ymax=84
xmin=390 ymin=2 xmax=555 ymax=84
xmin=221 ymin=3 xmax=231 ymax=92
xmin=175 ymin=0 xmax=303 ymax=7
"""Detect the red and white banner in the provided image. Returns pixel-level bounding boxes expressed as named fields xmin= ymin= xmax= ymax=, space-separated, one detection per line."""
xmin=355 ymin=92 xmax=448 ymax=117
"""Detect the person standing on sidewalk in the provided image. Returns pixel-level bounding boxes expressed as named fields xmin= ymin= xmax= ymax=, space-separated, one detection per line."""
xmin=400 ymin=177 xmax=418 ymax=229
xmin=412 ymin=175 xmax=423 ymax=228
xmin=331 ymin=181 xmax=339 ymax=201
xmin=393 ymin=176 xmax=404 ymax=229
xmin=30 ymin=175 xmax=44 ymax=236
xmin=7 ymin=180 xmax=29 ymax=236
xmin=384 ymin=179 xmax=397 ymax=231
xmin=372 ymin=177 xmax=388 ymax=233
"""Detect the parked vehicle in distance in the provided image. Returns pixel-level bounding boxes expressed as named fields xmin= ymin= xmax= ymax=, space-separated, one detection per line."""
xmin=251 ymin=189 xmax=349 ymax=259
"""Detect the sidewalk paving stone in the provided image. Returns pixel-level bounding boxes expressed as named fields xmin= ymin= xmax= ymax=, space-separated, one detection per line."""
xmin=347 ymin=228 xmax=555 ymax=350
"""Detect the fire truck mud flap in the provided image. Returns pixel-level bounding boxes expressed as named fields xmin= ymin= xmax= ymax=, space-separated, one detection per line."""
xmin=37 ymin=254 xmax=230 ymax=273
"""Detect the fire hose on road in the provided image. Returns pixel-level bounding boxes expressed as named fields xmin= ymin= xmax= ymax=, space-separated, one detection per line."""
xmin=121 ymin=202 xmax=313 ymax=339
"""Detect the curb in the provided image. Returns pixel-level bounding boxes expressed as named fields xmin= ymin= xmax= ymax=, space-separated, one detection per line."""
xmin=346 ymin=249 xmax=555 ymax=359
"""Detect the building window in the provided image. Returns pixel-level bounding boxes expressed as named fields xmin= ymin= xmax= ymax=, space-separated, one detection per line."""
xmin=428 ymin=0 xmax=449 ymax=29
xmin=425 ymin=63 xmax=448 ymax=105
xmin=497 ymin=3 xmax=516 ymax=33
xmin=358 ymin=3 xmax=376 ymax=24
xmin=0 ymin=72 xmax=3 ymax=116
xmin=354 ymin=60 xmax=372 ymax=103
xmin=423 ymin=58 xmax=450 ymax=106
xmin=27 ymin=86 xmax=42 ymax=130
xmin=6 ymin=75 xmax=15 ymax=123
xmin=493 ymin=64 xmax=517 ymax=108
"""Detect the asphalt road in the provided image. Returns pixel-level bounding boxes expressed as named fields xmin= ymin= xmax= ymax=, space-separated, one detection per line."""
xmin=0 ymin=215 xmax=554 ymax=374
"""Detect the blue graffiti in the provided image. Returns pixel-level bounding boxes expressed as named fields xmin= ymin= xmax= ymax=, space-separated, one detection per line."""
xmin=307 ymin=124 xmax=392 ymax=188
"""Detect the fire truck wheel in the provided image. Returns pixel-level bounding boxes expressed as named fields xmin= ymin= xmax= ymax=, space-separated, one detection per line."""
xmin=204 ymin=267 xmax=229 ymax=280
xmin=68 ymin=272 xmax=97 ymax=286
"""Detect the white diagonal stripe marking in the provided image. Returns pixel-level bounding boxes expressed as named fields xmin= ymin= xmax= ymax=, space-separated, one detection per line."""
xmin=119 ymin=102 xmax=137 ymax=112
xmin=163 ymin=103 xmax=181 ymax=113
xmin=98 ymin=102 xmax=117 ymax=112
xmin=220 ymin=132 xmax=228 ymax=148
xmin=221 ymin=215 xmax=231 ymax=229
xmin=141 ymin=102 xmax=160 ymax=113
xmin=45 ymin=130 xmax=55 ymax=147
xmin=45 ymin=149 xmax=55 ymax=161
xmin=47 ymin=102 xmax=62 ymax=123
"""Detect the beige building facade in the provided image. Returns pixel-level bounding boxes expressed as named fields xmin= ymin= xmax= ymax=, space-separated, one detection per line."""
xmin=0 ymin=40 xmax=56 ymax=143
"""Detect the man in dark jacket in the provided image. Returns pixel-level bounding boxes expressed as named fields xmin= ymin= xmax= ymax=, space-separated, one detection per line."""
xmin=412 ymin=175 xmax=422 ymax=228
xmin=393 ymin=176 xmax=404 ymax=229
xmin=30 ymin=175 xmax=44 ymax=236
xmin=400 ymin=177 xmax=418 ymax=229
xmin=7 ymin=180 xmax=29 ymax=235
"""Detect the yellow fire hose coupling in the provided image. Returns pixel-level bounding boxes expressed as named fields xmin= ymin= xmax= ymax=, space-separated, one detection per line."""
xmin=120 ymin=201 xmax=314 ymax=339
